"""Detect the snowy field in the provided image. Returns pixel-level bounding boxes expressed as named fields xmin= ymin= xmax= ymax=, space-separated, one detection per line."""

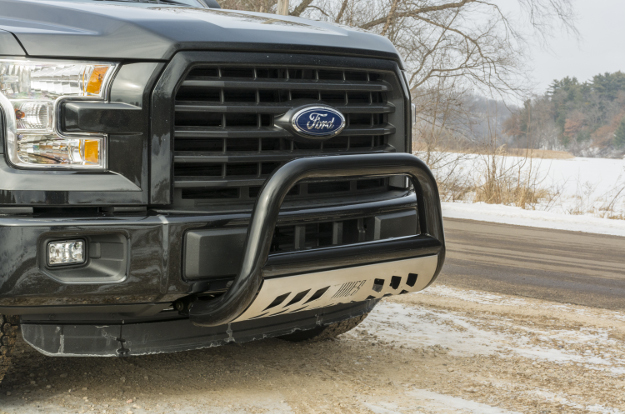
xmin=424 ymin=152 xmax=625 ymax=234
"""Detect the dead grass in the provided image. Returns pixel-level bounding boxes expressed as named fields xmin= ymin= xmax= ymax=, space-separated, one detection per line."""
xmin=607 ymin=214 xmax=625 ymax=220
xmin=598 ymin=185 xmax=625 ymax=219
xmin=438 ymin=177 xmax=473 ymax=202
xmin=474 ymin=182 xmax=551 ymax=209
xmin=417 ymin=146 xmax=556 ymax=210
xmin=471 ymin=147 xmax=554 ymax=210
xmin=504 ymin=148 xmax=574 ymax=159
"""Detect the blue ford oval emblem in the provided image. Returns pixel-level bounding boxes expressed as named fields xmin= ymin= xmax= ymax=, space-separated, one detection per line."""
xmin=291 ymin=106 xmax=346 ymax=139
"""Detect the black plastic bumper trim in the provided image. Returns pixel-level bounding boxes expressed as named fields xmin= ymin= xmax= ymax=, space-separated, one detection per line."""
xmin=0 ymin=194 xmax=419 ymax=308
xmin=22 ymin=300 xmax=376 ymax=357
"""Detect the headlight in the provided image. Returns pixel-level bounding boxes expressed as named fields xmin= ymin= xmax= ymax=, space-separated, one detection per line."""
xmin=0 ymin=59 xmax=117 ymax=170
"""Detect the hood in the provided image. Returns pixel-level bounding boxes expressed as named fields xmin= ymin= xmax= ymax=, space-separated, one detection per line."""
xmin=0 ymin=0 xmax=401 ymax=64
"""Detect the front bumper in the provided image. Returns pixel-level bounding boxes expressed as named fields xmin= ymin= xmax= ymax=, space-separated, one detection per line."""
xmin=0 ymin=154 xmax=444 ymax=326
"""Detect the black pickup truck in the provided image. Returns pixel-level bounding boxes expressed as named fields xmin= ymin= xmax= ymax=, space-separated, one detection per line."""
xmin=0 ymin=0 xmax=445 ymax=381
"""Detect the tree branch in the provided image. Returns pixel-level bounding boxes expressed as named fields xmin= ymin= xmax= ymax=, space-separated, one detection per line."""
xmin=335 ymin=0 xmax=349 ymax=23
xmin=360 ymin=0 xmax=478 ymax=30
xmin=290 ymin=0 xmax=315 ymax=17
xmin=381 ymin=0 xmax=400 ymax=36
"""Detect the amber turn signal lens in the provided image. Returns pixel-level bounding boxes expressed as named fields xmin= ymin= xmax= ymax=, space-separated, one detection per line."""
xmin=86 ymin=66 xmax=110 ymax=95
xmin=81 ymin=140 xmax=100 ymax=164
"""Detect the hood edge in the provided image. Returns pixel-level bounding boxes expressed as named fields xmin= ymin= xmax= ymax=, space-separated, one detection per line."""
xmin=0 ymin=28 xmax=26 ymax=56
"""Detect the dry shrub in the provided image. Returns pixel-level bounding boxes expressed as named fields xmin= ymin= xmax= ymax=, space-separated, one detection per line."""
xmin=438 ymin=175 xmax=473 ymax=202
xmin=607 ymin=213 xmax=625 ymax=220
xmin=474 ymin=178 xmax=549 ymax=208
xmin=417 ymin=145 xmax=555 ymax=209
xmin=565 ymin=182 xmax=601 ymax=216
xmin=596 ymin=182 xmax=625 ymax=219
xmin=471 ymin=146 xmax=553 ymax=209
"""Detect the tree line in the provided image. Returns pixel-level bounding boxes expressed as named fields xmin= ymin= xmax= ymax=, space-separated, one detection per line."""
xmin=504 ymin=72 xmax=625 ymax=157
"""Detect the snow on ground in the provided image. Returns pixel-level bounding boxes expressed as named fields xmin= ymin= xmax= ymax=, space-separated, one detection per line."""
xmin=424 ymin=152 xmax=625 ymax=235
xmin=356 ymin=287 xmax=625 ymax=413
xmin=363 ymin=299 xmax=625 ymax=371
xmin=526 ymin=156 xmax=625 ymax=206
xmin=359 ymin=285 xmax=625 ymax=375
xmin=361 ymin=389 xmax=522 ymax=414
xmin=442 ymin=201 xmax=625 ymax=237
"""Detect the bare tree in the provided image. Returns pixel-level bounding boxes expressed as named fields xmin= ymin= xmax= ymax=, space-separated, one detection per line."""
xmin=219 ymin=0 xmax=277 ymax=13
xmin=276 ymin=0 xmax=289 ymax=15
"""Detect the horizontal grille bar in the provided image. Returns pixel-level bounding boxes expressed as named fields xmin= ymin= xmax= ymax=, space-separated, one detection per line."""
xmin=174 ymin=125 xmax=395 ymax=139
xmin=173 ymin=147 xmax=393 ymax=164
xmin=175 ymin=126 xmax=291 ymax=139
xmin=175 ymin=177 xmax=267 ymax=188
xmin=175 ymin=102 xmax=396 ymax=115
xmin=181 ymin=79 xmax=391 ymax=92
xmin=340 ymin=126 xmax=396 ymax=136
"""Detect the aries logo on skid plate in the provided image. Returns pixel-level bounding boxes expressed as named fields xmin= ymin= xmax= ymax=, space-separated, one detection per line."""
xmin=291 ymin=106 xmax=346 ymax=139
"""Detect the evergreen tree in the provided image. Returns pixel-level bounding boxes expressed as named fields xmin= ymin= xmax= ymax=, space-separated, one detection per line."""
xmin=615 ymin=119 xmax=625 ymax=148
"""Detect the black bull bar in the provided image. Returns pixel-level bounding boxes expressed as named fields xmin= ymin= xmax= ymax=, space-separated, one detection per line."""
xmin=188 ymin=153 xmax=446 ymax=327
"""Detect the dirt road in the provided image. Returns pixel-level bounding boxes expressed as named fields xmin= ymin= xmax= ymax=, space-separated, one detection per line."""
xmin=1 ymin=220 xmax=625 ymax=413
xmin=2 ymin=287 xmax=625 ymax=413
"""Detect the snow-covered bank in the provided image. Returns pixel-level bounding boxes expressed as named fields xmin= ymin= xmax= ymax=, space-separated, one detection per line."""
xmin=443 ymin=201 xmax=625 ymax=237
xmin=424 ymin=152 xmax=625 ymax=217
xmin=422 ymin=151 xmax=625 ymax=236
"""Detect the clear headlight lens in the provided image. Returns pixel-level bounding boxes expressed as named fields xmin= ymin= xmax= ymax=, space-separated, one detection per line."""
xmin=0 ymin=59 xmax=116 ymax=169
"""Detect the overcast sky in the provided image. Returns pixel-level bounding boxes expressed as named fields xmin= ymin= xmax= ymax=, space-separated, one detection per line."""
xmin=528 ymin=0 xmax=625 ymax=93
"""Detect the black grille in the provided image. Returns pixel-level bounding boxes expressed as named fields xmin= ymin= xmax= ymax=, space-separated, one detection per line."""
xmin=271 ymin=216 xmax=378 ymax=253
xmin=172 ymin=63 xmax=403 ymax=209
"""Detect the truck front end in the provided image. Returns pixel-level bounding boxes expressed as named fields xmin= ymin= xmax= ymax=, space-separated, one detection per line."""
xmin=0 ymin=0 xmax=444 ymax=361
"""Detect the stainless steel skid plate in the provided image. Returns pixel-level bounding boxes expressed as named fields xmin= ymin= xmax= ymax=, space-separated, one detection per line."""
xmin=233 ymin=255 xmax=439 ymax=322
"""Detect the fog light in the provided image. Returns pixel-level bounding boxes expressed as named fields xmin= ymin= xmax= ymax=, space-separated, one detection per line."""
xmin=48 ymin=240 xmax=85 ymax=266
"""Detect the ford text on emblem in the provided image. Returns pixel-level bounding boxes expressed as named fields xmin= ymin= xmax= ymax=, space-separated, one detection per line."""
xmin=291 ymin=106 xmax=346 ymax=139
